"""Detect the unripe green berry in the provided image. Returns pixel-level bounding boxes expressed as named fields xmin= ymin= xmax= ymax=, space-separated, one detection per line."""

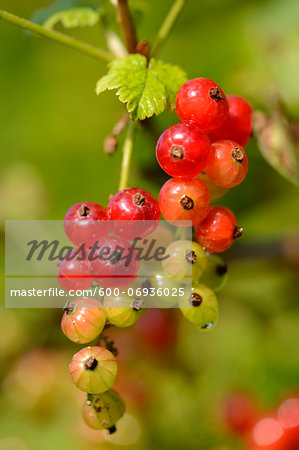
xmin=70 ymin=346 xmax=117 ymax=394
xmin=163 ymin=240 xmax=207 ymax=284
xmin=82 ymin=389 xmax=125 ymax=431
xmin=147 ymin=273 xmax=178 ymax=308
xmin=199 ymin=254 xmax=228 ymax=292
xmin=180 ymin=284 xmax=218 ymax=331
xmin=103 ymin=293 xmax=144 ymax=327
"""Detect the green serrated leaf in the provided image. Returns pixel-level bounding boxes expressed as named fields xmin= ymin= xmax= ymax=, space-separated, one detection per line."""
xmin=43 ymin=7 xmax=100 ymax=30
xmin=96 ymin=54 xmax=187 ymax=121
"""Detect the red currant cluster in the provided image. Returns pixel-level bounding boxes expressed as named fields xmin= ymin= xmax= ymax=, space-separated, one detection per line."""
xmin=56 ymin=76 xmax=252 ymax=433
xmin=223 ymin=393 xmax=299 ymax=449
xmin=158 ymin=77 xmax=251 ymax=252
xmin=154 ymin=76 xmax=252 ymax=329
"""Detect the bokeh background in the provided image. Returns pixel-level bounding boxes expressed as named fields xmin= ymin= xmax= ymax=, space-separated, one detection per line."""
xmin=0 ymin=0 xmax=299 ymax=449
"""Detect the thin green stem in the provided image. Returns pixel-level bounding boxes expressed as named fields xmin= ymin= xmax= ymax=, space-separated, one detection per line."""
xmin=118 ymin=120 xmax=136 ymax=191
xmin=0 ymin=10 xmax=113 ymax=63
xmin=150 ymin=0 xmax=186 ymax=58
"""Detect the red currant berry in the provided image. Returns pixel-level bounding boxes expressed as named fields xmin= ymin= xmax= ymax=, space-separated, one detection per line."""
xmin=158 ymin=178 xmax=210 ymax=227
xmin=64 ymin=202 xmax=108 ymax=247
xmin=70 ymin=346 xmax=117 ymax=394
xmin=156 ymin=121 xmax=211 ymax=178
xmin=195 ymin=206 xmax=243 ymax=253
xmin=175 ymin=78 xmax=229 ymax=133
xmin=90 ymin=236 xmax=139 ymax=288
xmin=57 ymin=251 xmax=92 ymax=291
xmin=209 ymin=95 xmax=253 ymax=146
xmin=61 ymin=298 xmax=106 ymax=344
xmin=107 ymin=188 xmax=160 ymax=238
xmin=205 ymin=140 xmax=248 ymax=188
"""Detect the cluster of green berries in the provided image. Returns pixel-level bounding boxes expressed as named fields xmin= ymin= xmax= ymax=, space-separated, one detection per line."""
xmin=61 ymin=298 xmax=124 ymax=433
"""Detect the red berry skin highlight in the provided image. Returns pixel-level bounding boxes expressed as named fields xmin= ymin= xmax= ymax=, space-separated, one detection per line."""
xmin=156 ymin=121 xmax=212 ymax=179
xmin=205 ymin=140 xmax=248 ymax=188
xmin=159 ymin=178 xmax=210 ymax=227
xmin=64 ymin=202 xmax=108 ymax=247
xmin=195 ymin=206 xmax=242 ymax=253
xmin=175 ymin=78 xmax=229 ymax=133
xmin=57 ymin=255 xmax=92 ymax=291
xmin=209 ymin=94 xmax=253 ymax=146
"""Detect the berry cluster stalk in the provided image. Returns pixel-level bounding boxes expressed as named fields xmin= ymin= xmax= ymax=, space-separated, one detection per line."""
xmin=118 ymin=121 xmax=136 ymax=191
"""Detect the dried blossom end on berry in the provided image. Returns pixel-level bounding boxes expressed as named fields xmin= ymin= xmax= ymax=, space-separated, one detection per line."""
xmin=84 ymin=356 xmax=98 ymax=371
xmin=134 ymin=192 xmax=146 ymax=206
xmin=190 ymin=292 xmax=203 ymax=307
xmin=209 ymin=87 xmax=226 ymax=102
xmin=185 ymin=250 xmax=197 ymax=264
xmin=231 ymin=147 xmax=244 ymax=162
xmin=180 ymin=195 xmax=194 ymax=210
xmin=233 ymin=226 xmax=243 ymax=239
xmin=170 ymin=145 xmax=184 ymax=159
xmin=79 ymin=204 xmax=90 ymax=217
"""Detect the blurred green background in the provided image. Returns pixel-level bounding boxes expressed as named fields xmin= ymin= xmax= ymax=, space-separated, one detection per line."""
xmin=0 ymin=0 xmax=299 ymax=449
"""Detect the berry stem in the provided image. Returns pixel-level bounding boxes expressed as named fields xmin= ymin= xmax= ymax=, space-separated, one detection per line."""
xmin=118 ymin=120 xmax=136 ymax=191
xmin=150 ymin=0 xmax=186 ymax=57
xmin=116 ymin=0 xmax=138 ymax=53
xmin=0 ymin=10 xmax=113 ymax=63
